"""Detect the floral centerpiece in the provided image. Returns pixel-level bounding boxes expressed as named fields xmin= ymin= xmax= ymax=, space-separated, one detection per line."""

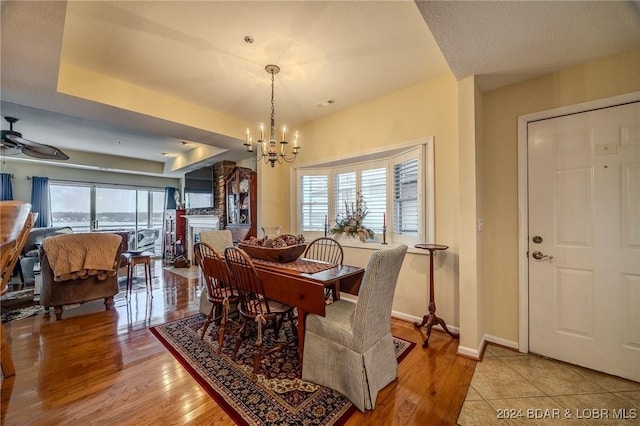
xmin=329 ymin=191 xmax=374 ymax=242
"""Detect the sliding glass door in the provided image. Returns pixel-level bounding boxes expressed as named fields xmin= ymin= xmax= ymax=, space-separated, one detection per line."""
xmin=49 ymin=184 xmax=91 ymax=232
xmin=96 ymin=187 xmax=137 ymax=231
xmin=50 ymin=183 xmax=165 ymax=254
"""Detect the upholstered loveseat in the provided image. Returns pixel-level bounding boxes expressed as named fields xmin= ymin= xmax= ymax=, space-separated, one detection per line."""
xmin=39 ymin=233 xmax=123 ymax=320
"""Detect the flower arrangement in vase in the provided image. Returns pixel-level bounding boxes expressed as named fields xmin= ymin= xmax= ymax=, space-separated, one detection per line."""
xmin=329 ymin=191 xmax=374 ymax=242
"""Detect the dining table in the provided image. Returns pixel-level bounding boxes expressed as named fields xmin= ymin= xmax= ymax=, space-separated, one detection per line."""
xmin=249 ymin=257 xmax=365 ymax=361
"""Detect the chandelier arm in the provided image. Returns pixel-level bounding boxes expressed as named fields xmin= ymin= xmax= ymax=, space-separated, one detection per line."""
xmin=278 ymin=152 xmax=299 ymax=163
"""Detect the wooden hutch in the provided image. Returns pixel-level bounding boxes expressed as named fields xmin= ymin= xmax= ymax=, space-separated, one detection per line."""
xmin=224 ymin=167 xmax=256 ymax=242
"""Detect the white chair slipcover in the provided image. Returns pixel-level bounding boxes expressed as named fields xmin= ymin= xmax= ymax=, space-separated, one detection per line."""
xmin=301 ymin=244 xmax=408 ymax=411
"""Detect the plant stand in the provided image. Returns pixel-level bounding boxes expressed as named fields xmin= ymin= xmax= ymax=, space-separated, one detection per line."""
xmin=413 ymin=243 xmax=459 ymax=348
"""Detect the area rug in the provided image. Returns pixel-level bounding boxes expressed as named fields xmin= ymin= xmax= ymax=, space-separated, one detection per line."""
xmin=1 ymin=304 xmax=44 ymax=323
xmin=0 ymin=288 xmax=35 ymax=309
xmin=151 ymin=314 xmax=414 ymax=425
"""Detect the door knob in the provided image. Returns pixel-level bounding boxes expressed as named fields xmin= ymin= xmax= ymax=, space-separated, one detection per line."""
xmin=532 ymin=251 xmax=553 ymax=260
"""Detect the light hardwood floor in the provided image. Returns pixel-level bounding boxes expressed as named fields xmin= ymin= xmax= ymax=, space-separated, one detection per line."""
xmin=1 ymin=260 xmax=475 ymax=425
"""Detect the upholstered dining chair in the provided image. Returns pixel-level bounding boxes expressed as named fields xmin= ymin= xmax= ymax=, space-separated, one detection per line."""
xmin=303 ymin=236 xmax=343 ymax=301
xmin=224 ymin=246 xmax=297 ymax=377
xmin=301 ymin=244 xmax=408 ymax=412
xmin=193 ymin=242 xmax=239 ymax=351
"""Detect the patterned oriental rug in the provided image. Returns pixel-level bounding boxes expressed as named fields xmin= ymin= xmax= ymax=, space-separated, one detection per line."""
xmin=151 ymin=314 xmax=414 ymax=425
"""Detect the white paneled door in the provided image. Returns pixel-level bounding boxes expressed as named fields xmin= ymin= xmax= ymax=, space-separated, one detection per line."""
xmin=528 ymin=101 xmax=640 ymax=382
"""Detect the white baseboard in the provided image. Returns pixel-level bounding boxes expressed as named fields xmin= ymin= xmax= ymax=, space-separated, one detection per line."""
xmin=457 ymin=339 xmax=484 ymax=359
xmin=484 ymin=334 xmax=520 ymax=351
xmin=387 ymin=310 xmax=521 ymax=358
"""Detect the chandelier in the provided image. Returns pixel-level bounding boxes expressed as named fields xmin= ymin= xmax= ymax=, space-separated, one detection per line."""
xmin=244 ymin=64 xmax=300 ymax=167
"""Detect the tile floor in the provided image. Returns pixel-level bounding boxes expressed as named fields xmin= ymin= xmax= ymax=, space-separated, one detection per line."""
xmin=458 ymin=344 xmax=640 ymax=425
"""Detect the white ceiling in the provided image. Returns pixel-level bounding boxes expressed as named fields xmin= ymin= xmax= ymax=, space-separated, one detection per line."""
xmin=2 ymin=1 xmax=639 ymax=176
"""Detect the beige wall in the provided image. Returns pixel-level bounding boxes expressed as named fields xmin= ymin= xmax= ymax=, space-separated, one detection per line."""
xmin=2 ymin=158 xmax=179 ymax=203
xmin=457 ymin=76 xmax=484 ymax=354
xmin=482 ymin=48 xmax=640 ymax=343
xmin=258 ymin=72 xmax=461 ymax=326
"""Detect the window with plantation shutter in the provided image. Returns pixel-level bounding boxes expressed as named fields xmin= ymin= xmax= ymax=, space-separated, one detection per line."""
xmin=333 ymin=162 xmax=387 ymax=239
xmin=298 ymin=172 xmax=329 ymax=232
xmin=294 ymin=138 xmax=433 ymax=244
xmin=333 ymin=168 xmax=356 ymax=219
xmin=393 ymin=157 xmax=419 ymax=236
xmin=361 ymin=165 xmax=387 ymax=233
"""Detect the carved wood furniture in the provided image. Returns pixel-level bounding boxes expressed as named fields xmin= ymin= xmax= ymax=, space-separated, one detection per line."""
xmin=303 ymin=237 xmax=344 ymax=265
xmin=193 ymin=242 xmax=239 ymax=350
xmin=303 ymin=237 xmax=344 ymax=300
xmin=413 ymin=243 xmax=459 ymax=348
xmin=248 ymin=257 xmax=365 ymax=361
xmin=122 ymin=251 xmax=153 ymax=298
xmin=163 ymin=208 xmax=186 ymax=261
xmin=224 ymin=246 xmax=297 ymax=377
xmin=224 ymin=167 xmax=256 ymax=242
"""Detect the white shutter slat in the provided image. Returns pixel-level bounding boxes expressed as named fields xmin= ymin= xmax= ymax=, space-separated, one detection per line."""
xmin=299 ymin=174 xmax=328 ymax=231
xmin=361 ymin=167 xmax=387 ymax=233
xmin=393 ymin=158 xmax=419 ymax=236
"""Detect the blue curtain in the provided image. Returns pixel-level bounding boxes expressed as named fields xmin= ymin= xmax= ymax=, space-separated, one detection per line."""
xmin=30 ymin=176 xmax=50 ymax=227
xmin=165 ymin=187 xmax=177 ymax=209
xmin=0 ymin=173 xmax=13 ymax=200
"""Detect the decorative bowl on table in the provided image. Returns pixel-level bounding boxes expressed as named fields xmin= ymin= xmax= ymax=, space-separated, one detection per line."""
xmin=238 ymin=234 xmax=306 ymax=263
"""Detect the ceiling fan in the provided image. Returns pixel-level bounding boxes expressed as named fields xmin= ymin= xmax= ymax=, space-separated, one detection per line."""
xmin=1 ymin=116 xmax=69 ymax=160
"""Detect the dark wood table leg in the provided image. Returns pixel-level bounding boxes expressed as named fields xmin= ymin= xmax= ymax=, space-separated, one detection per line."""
xmin=413 ymin=244 xmax=459 ymax=348
xmin=297 ymin=308 xmax=306 ymax=364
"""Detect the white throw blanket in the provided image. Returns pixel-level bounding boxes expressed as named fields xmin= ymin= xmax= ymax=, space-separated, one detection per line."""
xmin=42 ymin=233 xmax=121 ymax=282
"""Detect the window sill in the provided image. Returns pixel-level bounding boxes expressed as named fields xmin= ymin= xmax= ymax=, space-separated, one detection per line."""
xmin=337 ymin=239 xmax=430 ymax=255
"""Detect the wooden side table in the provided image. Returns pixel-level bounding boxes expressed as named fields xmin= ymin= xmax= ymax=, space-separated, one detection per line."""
xmin=123 ymin=251 xmax=153 ymax=298
xmin=414 ymin=244 xmax=459 ymax=348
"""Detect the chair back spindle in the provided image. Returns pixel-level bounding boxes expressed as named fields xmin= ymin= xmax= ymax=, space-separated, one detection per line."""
xmin=303 ymin=237 xmax=343 ymax=265
xmin=194 ymin=242 xmax=234 ymax=300
xmin=224 ymin=246 xmax=271 ymax=316
xmin=193 ymin=242 xmax=240 ymax=347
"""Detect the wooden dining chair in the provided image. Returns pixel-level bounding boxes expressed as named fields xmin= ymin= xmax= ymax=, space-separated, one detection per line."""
xmin=1 ymin=202 xmax=34 ymax=378
xmin=303 ymin=236 xmax=344 ymax=301
xmin=193 ymin=242 xmax=239 ymax=352
xmin=303 ymin=236 xmax=344 ymax=265
xmin=224 ymin=246 xmax=297 ymax=377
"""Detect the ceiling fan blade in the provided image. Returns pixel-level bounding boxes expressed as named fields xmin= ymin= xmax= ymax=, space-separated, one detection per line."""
xmin=0 ymin=145 xmax=24 ymax=156
xmin=1 ymin=131 xmax=21 ymax=148
xmin=5 ymin=133 xmax=38 ymax=146
xmin=3 ymin=117 xmax=69 ymax=161
xmin=21 ymin=144 xmax=70 ymax=161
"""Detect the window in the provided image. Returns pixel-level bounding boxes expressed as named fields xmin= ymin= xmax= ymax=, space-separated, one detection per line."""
xmin=392 ymin=149 xmax=421 ymax=244
xmin=49 ymin=182 xmax=165 ymax=253
xmin=298 ymin=171 xmax=329 ymax=232
xmin=333 ymin=162 xmax=387 ymax=234
xmin=360 ymin=165 xmax=387 ymax=233
xmin=295 ymin=139 xmax=433 ymax=245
